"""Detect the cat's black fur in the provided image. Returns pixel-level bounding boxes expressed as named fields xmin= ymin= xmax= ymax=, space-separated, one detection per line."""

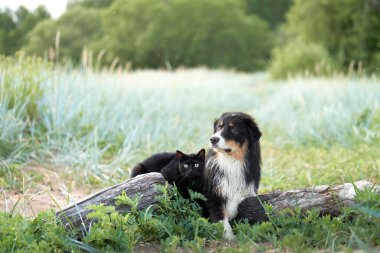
xmin=131 ymin=149 xmax=206 ymax=198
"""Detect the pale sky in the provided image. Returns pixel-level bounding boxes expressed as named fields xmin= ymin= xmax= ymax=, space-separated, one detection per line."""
xmin=0 ymin=0 xmax=68 ymax=19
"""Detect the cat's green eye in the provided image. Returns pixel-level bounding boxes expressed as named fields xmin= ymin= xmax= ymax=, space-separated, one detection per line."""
xmin=184 ymin=164 xmax=189 ymax=168
xmin=195 ymin=163 xmax=199 ymax=167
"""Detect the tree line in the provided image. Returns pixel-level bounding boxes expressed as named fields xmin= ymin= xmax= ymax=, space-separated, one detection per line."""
xmin=0 ymin=0 xmax=379 ymax=77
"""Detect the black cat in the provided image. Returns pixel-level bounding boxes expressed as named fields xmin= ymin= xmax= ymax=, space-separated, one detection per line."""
xmin=130 ymin=149 xmax=205 ymax=198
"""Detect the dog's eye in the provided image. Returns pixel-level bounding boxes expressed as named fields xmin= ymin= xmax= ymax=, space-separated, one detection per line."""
xmin=183 ymin=164 xmax=189 ymax=168
xmin=194 ymin=163 xmax=199 ymax=168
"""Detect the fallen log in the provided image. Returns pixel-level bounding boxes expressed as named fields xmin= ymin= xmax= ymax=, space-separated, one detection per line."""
xmin=56 ymin=173 xmax=166 ymax=230
xmin=56 ymin=172 xmax=379 ymax=231
xmin=236 ymin=180 xmax=380 ymax=222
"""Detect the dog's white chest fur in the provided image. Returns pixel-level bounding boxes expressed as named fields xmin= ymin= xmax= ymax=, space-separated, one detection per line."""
xmin=209 ymin=154 xmax=257 ymax=220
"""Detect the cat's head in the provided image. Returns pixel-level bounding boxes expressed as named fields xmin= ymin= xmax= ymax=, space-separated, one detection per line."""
xmin=176 ymin=149 xmax=205 ymax=178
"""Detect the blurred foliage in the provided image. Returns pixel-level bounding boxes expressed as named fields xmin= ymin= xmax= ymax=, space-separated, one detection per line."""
xmin=0 ymin=162 xmax=24 ymax=189
xmin=98 ymin=0 xmax=273 ymax=70
xmin=23 ymin=7 xmax=103 ymax=64
xmin=67 ymin=0 xmax=115 ymax=9
xmin=0 ymin=6 xmax=50 ymax=55
xmin=2 ymin=0 xmax=380 ymax=75
xmin=0 ymin=54 xmax=50 ymax=122
xmin=23 ymin=0 xmax=274 ymax=71
xmin=271 ymin=0 xmax=380 ymax=78
xmin=246 ymin=0 xmax=293 ymax=28
xmin=269 ymin=39 xmax=337 ymax=79
xmin=0 ymin=9 xmax=15 ymax=55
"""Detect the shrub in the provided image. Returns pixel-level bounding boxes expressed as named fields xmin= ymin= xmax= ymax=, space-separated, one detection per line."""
xmin=23 ymin=7 xmax=104 ymax=64
xmin=372 ymin=52 xmax=380 ymax=74
xmin=269 ymin=39 xmax=336 ymax=79
xmin=0 ymin=210 xmax=78 ymax=252
xmin=81 ymin=185 xmax=221 ymax=251
xmin=100 ymin=0 xmax=273 ymax=71
xmin=279 ymin=0 xmax=380 ymax=75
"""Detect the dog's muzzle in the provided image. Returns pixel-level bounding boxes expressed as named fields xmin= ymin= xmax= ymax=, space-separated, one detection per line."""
xmin=210 ymin=132 xmax=232 ymax=153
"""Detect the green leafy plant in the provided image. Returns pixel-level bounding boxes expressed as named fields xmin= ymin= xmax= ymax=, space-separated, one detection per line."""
xmin=1 ymin=182 xmax=380 ymax=251
xmin=0 ymin=210 xmax=79 ymax=252
xmin=80 ymin=185 xmax=222 ymax=251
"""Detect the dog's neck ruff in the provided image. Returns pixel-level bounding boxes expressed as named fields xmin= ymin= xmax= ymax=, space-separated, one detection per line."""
xmin=207 ymin=152 xmax=257 ymax=201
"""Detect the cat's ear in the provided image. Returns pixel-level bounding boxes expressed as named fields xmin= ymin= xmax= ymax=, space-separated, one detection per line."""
xmin=176 ymin=150 xmax=186 ymax=160
xmin=197 ymin=149 xmax=206 ymax=160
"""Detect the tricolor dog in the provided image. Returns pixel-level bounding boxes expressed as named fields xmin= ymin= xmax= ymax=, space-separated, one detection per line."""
xmin=204 ymin=112 xmax=262 ymax=240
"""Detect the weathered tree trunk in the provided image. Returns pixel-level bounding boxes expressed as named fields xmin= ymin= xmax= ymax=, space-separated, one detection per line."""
xmin=57 ymin=172 xmax=379 ymax=231
xmin=236 ymin=180 xmax=380 ymax=222
xmin=56 ymin=173 xmax=166 ymax=230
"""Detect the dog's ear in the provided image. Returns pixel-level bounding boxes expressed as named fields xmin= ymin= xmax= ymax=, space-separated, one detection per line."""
xmin=197 ymin=149 xmax=206 ymax=160
xmin=251 ymin=125 xmax=262 ymax=141
xmin=243 ymin=115 xmax=262 ymax=141
xmin=176 ymin=150 xmax=187 ymax=160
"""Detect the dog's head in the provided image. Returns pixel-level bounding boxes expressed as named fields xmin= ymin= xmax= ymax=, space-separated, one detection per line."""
xmin=209 ymin=112 xmax=261 ymax=158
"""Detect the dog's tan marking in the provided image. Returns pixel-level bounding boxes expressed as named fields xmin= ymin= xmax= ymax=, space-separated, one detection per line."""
xmin=225 ymin=141 xmax=247 ymax=161
xmin=228 ymin=122 xmax=235 ymax=128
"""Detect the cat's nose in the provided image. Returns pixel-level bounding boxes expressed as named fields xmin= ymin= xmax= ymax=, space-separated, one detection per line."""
xmin=210 ymin=136 xmax=220 ymax=145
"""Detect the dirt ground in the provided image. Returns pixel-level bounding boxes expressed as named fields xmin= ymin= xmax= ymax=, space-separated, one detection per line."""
xmin=0 ymin=166 xmax=92 ymax=217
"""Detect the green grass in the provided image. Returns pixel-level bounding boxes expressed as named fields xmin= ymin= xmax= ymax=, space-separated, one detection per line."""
xmin=0 ymin=56 xmax=380 ymax=251
xmin=1 ymin=184 xmax=380 ymax=252
xmin=260 ymin=143 xmax=380 ymax=192
xmin=1 ymin=59 xmax=379 ymax=187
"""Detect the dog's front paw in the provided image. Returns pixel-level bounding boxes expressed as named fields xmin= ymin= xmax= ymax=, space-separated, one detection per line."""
xmin=223 ymin=229 xmax=235 ymax=241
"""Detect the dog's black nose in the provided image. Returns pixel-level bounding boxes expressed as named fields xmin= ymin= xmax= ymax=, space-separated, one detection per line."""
xmin=210 ymin=137 xmax=220 ymax=144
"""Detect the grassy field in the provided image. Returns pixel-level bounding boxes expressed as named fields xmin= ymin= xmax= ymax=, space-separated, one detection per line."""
xmin=1 ymin=56 xmax=380 ymax=252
